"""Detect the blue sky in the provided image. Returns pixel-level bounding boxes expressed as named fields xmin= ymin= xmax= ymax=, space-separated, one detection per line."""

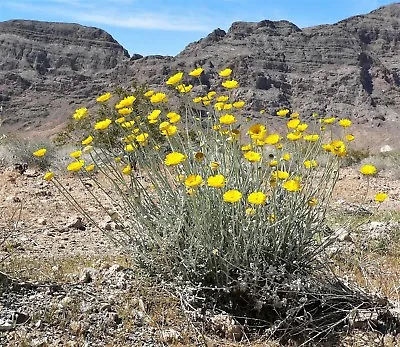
xmin=0 ymin=0 xmax=396 ymax=56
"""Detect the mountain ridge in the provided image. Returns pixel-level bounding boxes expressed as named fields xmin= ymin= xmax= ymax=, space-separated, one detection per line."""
xmin=0 ymin=4 xmax=400 ymax=148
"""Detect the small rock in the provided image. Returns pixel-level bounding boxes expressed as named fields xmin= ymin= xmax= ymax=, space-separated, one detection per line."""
xmin=66 ymin=216 xmax=86 ymax=231
xmin=5 ymin=195 xmax=21 ymax=203
xmin=79 ymin=267 xmax=98 ymax=283
xmin=160 ymin=328 xmax=182 ymax=343
xmin=23 ymin=168 xmax=40 ymax=177
xmin=37 ymin=218 xmax=47 ymax=225
xmin=334 ymin=228 xmax=352 ymax=242
xmin=380 ymin=145 xmax=393 ymax=153
xmin=31 ymin=337 xmax=48 ymax=347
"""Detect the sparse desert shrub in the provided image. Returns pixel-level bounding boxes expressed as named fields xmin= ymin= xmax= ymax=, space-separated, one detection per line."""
xmin=33 ymin=68 xmax=392 ymax=342
xmin=0 ymin=136 xmax=57 ymax=170
xmin=360 ymin=150 xmax=400 ymax=179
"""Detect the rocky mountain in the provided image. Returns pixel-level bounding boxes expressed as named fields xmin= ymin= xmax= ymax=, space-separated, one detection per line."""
xmin=1 ymin=4 xmax=400 ymax=148
xmin=0 ymin=20 xmax=128 ymax=134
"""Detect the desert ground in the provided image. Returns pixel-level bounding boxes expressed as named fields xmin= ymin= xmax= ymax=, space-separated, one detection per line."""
xmin=0 ymin=161 xmax=399 ymax=346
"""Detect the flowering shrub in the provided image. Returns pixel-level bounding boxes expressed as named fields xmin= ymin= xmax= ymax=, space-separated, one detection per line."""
xmin=34 ymin=69 xmax=389 ymax=330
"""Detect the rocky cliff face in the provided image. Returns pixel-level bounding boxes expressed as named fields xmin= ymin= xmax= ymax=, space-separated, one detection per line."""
xmin=0 ymin=20 xmax=128 ymax=132
xmin=1 ymin=4 xmax=400 ymax=147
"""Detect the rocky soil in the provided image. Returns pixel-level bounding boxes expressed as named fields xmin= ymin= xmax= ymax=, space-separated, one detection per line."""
xmin=0 ymin=163 xmax=399 ymax=346
xmin=1 ymin=4 xmax=400 ymax=151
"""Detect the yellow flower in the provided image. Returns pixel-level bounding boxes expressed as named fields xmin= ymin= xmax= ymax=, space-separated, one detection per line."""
xmin=185 ymin=175 xmax=203 ymax=187
xmin=287 ymin=119 xmax=300 ymax=129
xmin=33 ymin=148 xmax=47 ymax=157
xmin=241 ymin=144 xmax=252 ymax=151
xmin=219 ymin=68 xmax=232 ymax=77
xmin=222 ymin=80 xmax=239 ymax=89
xmin=290 ymin=112 xmax=299 ymax=118
xmin=82 ymin=135 xmax=93 ymax=145
xmin=43 ymin=172 xmax=54 ymax=181
xmin=248 ymin=191 xmax=267 ymax=205
xmin=73 ymin=108 xmax=88 ymax=121
xmin=308 ymin=197 xmax=318 ymax=206
xmin=244 ymin=151 xmax=262 ymax=162
xmin=207 ymin=174 xmax=226 ymax=188
xmin=167 ymin=112 xmax=181 ymax=123
xmin=330 ymin=140 xmax=347 ymax=157
xmin=233 ymin=101 xmax=245 ymax=108
xmin=245 ymin=208 xmax=256 ymax=216
xmin=136 ymin=133 xmax=149 ymax=144
xmin=192 ymin=96 xmax=202 ymax=103
xmin=159 ymin=122 xmax=177 ymax=136
xmin=248 ymin=124 xmax=267 ymax=140
xmin=223 ymin=103 xmax=233 ymax=110
xmin=321 ymin=117 xmax=336 ymax=124
xmin=264 ymin=133 xmax=280 ymax=145
xmin=203 ymin=100 xmax=211 ymax=106
xmin=122 ymin=165 xmax=132 ymax=175
xmin=85 ymin=164 xmax=95 ymax=172
xmin=118 ymin=107 xmax=133 ymax=115
xmin=121 ymin=120 xmax=135 ymax=128
xmin=96 ymin=92 xmax=112 ymax=102
xmin=67 ymin=160 xmax=84 ymax=172
xmin=116 ymin=117 xmax=126 ymax=124
xmin=268 ymin=160 xmax=278 ymax=167
xmin=230 ymin=129 xmax=240 ymax=141
xmin=304 ymin=160 xmax=318 ymax=169
xmin=165 ymin=152 xmax=187 ymax=166
xmin=214 ymin=102 xmax=225 ymax=111
xmin=338 ymin=119 xmax=352 ymax=127
xmin=282 ymin=153 xmax=291 ymax=161
xmin=210 ymin=162 xmax=220 ymax=170
xmin=296 ymin=123 xmax=309 ymax=132
xmin=70 ymin=150 xmax=82 ymax=159
xmin=194 ymin=152 xmax=205 ymax=162
xmin=223 ymin=189 xmax=242 ymax=203
xmin=272 ymin=170 xmax=289 ymax=180
xmin=217 ymin=95 xmax=229 ymax=102
xmin=123 ymin=134 xmax=135 ymax=143
xmin=345 ymin=134 xmax=355 ymax=142
xmin=276 ymin=109 xmax=289 ymax=117
xmin=115 ymin=96 xmax=136 ymax=109
xmin=207 ymin=91 xmax=217 ymax=99
xmin=166 ymin=72 xmax=183 ymax=85
xmin=124 ymin=144 xmax=135 ymax=152
xmin=94 ymin=119 xmax=112 ymax=130
xmin=219 ymin=114 xmax=236 ymax=125
xmin=303 ymin=134 xmax=319 ymax=142
xmin=147 ymin=109 xmax=161 ymax=122
xmin=176 ymin=84 xmax=193 ymax=93
xmin=144 ymin=90 xmax=155 ymax=97
xmin=189 ymin=67 xmax=204 ymax=77
xmin=287 ymin=131 xmax=302 ymax=141
xmin=150 ymin=92 xmax=168 ymax=103
xmin=283 ymin=179 xmax=301 ymax=192
xmin=115 ymin=157 xmax=121 ymax=163
xmin=375 ymin=192 xmax=388 ymax=203
xmin=360 ymin=164 xmax=377 ymax=176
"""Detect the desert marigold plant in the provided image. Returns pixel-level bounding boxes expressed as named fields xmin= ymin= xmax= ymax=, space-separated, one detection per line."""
xmin=35 ymin=68 xmax=386 ymax=293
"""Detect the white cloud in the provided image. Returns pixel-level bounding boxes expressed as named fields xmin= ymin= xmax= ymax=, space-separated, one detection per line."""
xmin=2 ymin=0 xmax=211 ymax=31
